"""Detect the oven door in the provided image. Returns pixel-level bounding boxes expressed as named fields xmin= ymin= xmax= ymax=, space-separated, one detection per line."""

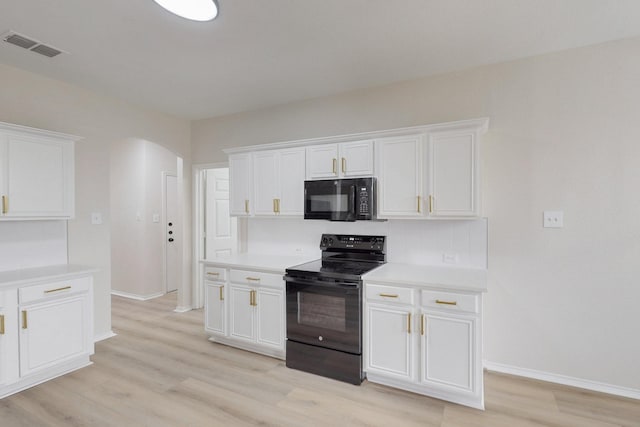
xmin=304 ymin=179 xmax=356 ymax=221
xmin=285 ymin=275 xmax=362 ymax=354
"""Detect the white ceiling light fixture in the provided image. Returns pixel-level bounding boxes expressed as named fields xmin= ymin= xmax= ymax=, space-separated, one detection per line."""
xmin=153 ymin=0 xmax=218 ymax=22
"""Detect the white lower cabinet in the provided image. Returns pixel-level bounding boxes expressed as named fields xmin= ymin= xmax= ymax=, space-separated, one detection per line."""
xmin=203 ymin=264 xmax=285 ymax=359
xmin=364 ymin=282 xmax=483 ymax=409
xmin=0 ymin=273 xmax=94 ymax=399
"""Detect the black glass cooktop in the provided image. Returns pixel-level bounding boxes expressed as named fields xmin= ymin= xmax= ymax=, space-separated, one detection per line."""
xmin=286 ymin=258 xmax=383 ymax=280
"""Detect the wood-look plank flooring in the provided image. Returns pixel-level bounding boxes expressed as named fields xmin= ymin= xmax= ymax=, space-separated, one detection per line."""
xmin=1 ymin=293 xmax=638 ymax=426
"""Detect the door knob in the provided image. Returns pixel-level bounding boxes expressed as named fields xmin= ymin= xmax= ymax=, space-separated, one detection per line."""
xmin=168 ymin=238 xmax=174 ymax=242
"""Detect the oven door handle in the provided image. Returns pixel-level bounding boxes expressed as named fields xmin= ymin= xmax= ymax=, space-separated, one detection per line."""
xmin=284 ymin=275 xmax=360 ymax=288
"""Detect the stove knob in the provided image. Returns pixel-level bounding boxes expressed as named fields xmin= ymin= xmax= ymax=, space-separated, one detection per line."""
xmin=321 ymin=237 xmax=328 ymax=246
xmin=318 ymin=336 xmax=323 ymax=341
xmin=328 ymin=238 xmax=334 ymax=246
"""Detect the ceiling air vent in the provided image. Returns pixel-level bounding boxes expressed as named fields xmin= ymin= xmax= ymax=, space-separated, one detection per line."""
xmin=2 ymin=31 xmax=65 ymax=58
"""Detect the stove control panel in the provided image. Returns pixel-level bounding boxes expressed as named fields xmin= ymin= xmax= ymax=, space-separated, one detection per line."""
xmin=320 ymin=234 xmax=386 ymax=252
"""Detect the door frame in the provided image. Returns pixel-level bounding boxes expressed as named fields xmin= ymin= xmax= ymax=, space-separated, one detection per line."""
xmin=192 ymin=162 xmax=233 ymax=309
xmin=162 ymin=171 xmax=178 ymax=294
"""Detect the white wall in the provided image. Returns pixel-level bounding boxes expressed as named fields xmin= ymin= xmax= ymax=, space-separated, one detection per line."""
xmin=192 ymin=37 xmax=640 ymax=392
xmin=0 ymin=63 xmax=191 ymax=339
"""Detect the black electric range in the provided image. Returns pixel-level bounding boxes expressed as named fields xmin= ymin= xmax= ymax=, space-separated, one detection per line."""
xmin=284 ymin=234 xmax=386 ymax=384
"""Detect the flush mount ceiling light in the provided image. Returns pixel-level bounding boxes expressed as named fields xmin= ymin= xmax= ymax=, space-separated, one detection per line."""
xmin=153 ymin=0 xmax=218 ymax=22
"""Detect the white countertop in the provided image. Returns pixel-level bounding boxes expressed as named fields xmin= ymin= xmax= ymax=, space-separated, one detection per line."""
xmin=363 ymin=263 xmax=487 ymax=292
xmin=0 ymin=264 xmax=99 ymax=290
xmin=201 ymin=254 xmax=316 ymax=273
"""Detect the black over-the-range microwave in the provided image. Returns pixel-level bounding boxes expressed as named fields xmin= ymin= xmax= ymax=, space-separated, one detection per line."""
xmin=304 ymin=177 xmax=378 ymax=221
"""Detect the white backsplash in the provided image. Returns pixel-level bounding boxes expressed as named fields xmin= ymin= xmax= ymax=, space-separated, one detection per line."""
xmin=0 ymin=221 xmax=68 ymax=272
xmin=246 ymin=218 xmax=487 ymax=269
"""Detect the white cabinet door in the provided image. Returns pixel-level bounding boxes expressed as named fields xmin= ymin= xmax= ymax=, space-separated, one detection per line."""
xmin=228 ymin=285 xmax=255 ymax=343
xmin=0 ymin=133 xmax=74 ymax=219
xmin=229 ymin=153 xmax=253 ymax=216
xmin=0 ymin=290 xmax=19 ymax=386
xmin=420 ymin=312 xmax=475 ymax=393
xmin=278 ymin=148 xmax=305 ymax=215
xmin=253 ymin=151 xmax=279 ymax=216
xmin=376 ymin=135 xmax=425 ymax=217
xmin=306 ymin=144 xmax=339 ymax=179
xmin=256 ymin=287 xmax=284 ymax=350
xmin=339 ymin=140 xmax=374 ymax=177
xmin=427 ymin=131 xmax=478 ymax=217
xmin=204 ymin=283 xmax=225 ymax=336
xmin=365 ymin=303 xmax=414 ymax=381
xmin=19 ymin=295 xmax=89 ymax=377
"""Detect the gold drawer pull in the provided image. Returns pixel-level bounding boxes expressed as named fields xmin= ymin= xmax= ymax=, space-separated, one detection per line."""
xmin=0 ymin=314 xmax=4 ymax=335
xmin=246 ymin=277 xmax=261 ymax=282
xmin=22 ymin=311 xmax=28 ymax=329
xmin=219 ymin=286 xmax=224 ymax=301
xmin=44 ymin=286 xmax=72 ymax=294
xmin=379 ymin=293 xmax=398 ymax=298
xmin=206 ymin=272 xmax=220 ymax=276
xmin=435 ymin=299 xmax=457 ymax=306
xmin=407 ymin=313 xmax=412 ymax=334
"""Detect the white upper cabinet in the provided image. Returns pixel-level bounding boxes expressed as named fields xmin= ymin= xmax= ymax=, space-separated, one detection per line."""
xmin=426 ymin=129 xmax=479 ymax=217
xmin=253 ymin=147 xmax=305 ymax=216
xmin=229 ymin=153 xmax=253 ymax=216
xmin=376 ymin=135 xmax=425 ymax=218
xmin=306 ymin=140 xmax=374 ymax=180
xmin=0 ymin=122 xmax=77 ymax=220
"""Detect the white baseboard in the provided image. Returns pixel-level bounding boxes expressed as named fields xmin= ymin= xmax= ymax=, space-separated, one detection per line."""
xmin=483 ymin=360 xmax=640 ymax=400
xmin=173 ymin=306 xmax=192 ymax=313
xmin=111 ymin=290 xmax=164 ymax=301
xmin=94 ymin=331 xmax=117 ymax=343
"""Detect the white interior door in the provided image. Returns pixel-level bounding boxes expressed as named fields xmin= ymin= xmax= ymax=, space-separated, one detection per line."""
xmin=205 ymin=168 xmax=237 ymax=258
xmin=165 ymin=174 xmax=179 ymax=293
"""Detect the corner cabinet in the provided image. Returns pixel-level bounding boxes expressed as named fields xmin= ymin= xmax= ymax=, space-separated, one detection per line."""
xmin=0 ymin=269 xmax=94 ymax=399
xmin=0 ymin=122 xmax=79 ymax=220
xmin=364 ymin=282 xmax=484 ymax=409
xmin=203 ymin=263 xmax=285 ymax=359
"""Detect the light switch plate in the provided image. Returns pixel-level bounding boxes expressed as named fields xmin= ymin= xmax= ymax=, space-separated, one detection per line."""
xmin=543 ymin=211 xmax=564 ymax=228
xmin=91 ymin=212 xmax=102 ymax=225
xmin=152 ymin=213 xmax=160 ymax=223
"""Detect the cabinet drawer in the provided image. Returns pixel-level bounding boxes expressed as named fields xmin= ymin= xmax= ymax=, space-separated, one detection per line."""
xmin=204 ymin=266 xmax=226 ymax=282
xmin=230 ymin=269 xmax=283 ymax=288
xmin=421 ymin=290 xmax=478 ymax=314
xmin=19 ymin=277 xmax=91 ymax=304
xmin=366 ymin=283 xmax=414 ymax=305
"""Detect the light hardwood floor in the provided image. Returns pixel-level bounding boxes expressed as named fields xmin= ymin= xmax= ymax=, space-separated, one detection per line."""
xmin=1 ymin=293 xmax=638 ymax=426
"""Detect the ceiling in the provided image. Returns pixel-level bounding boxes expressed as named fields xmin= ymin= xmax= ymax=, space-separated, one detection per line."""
xmin=2 ymin=0 xmax=640 ymax=120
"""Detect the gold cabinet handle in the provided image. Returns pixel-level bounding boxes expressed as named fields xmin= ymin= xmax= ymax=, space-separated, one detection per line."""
xmin=332 ymin=158 xmax=337 ymax=175
xmin=22 ymin=310 xmax=28 ymax=329
xmin=206 ymin=272 xmax=220 ymax=277
xmin=407 ymin=313 xmax=412 ymax=334
xmin=244 ymin=199 xmax=249 ymax=214
xmin=276 ymin=198 xmax=280 ymax=214
xmin=245 ymin=277 xmax=260 ymax=282
xmin=249 ymin=290 xmax=257 ymax=306
xmin=378 ymin=293 xmax=398 ymax=298
xmin=253 ymin=290 xmax=257 ymax=307
xmin=219 ymin=285 xmax=224 ymax=301
xmin=273 ymin=198 xmax=277 ymax=213
xmin=417 ymin=196 xmax=421 ymax=213
xmin=435 ymin=299 xmax=457 ymax=306
xmin=421 ymin=314 xmax=425 ymax=336
xmin=1 ymin=195 xmax=7 ymax=214
xmin=44 ymin=285 xmax=72 ymax=294
xmin=0 ymin=314 xmax=4 ymax=335
xmin=342 ymin=157 xmax=346 ymax=174
xmin=429 ymin=195 xmax=433 ymax=213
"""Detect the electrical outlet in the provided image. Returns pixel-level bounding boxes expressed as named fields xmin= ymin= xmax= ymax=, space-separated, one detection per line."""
xmin=442 ymin=252 xmax=458 ymax=264
xmin=91 ymin=212 xmax=102 ymax=225
xmin=543 ymin=211 xmax=564 ymax=228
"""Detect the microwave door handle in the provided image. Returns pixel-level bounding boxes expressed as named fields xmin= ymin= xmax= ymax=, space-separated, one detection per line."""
xmin=349 ymin=184 xmax=357 ymax=220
